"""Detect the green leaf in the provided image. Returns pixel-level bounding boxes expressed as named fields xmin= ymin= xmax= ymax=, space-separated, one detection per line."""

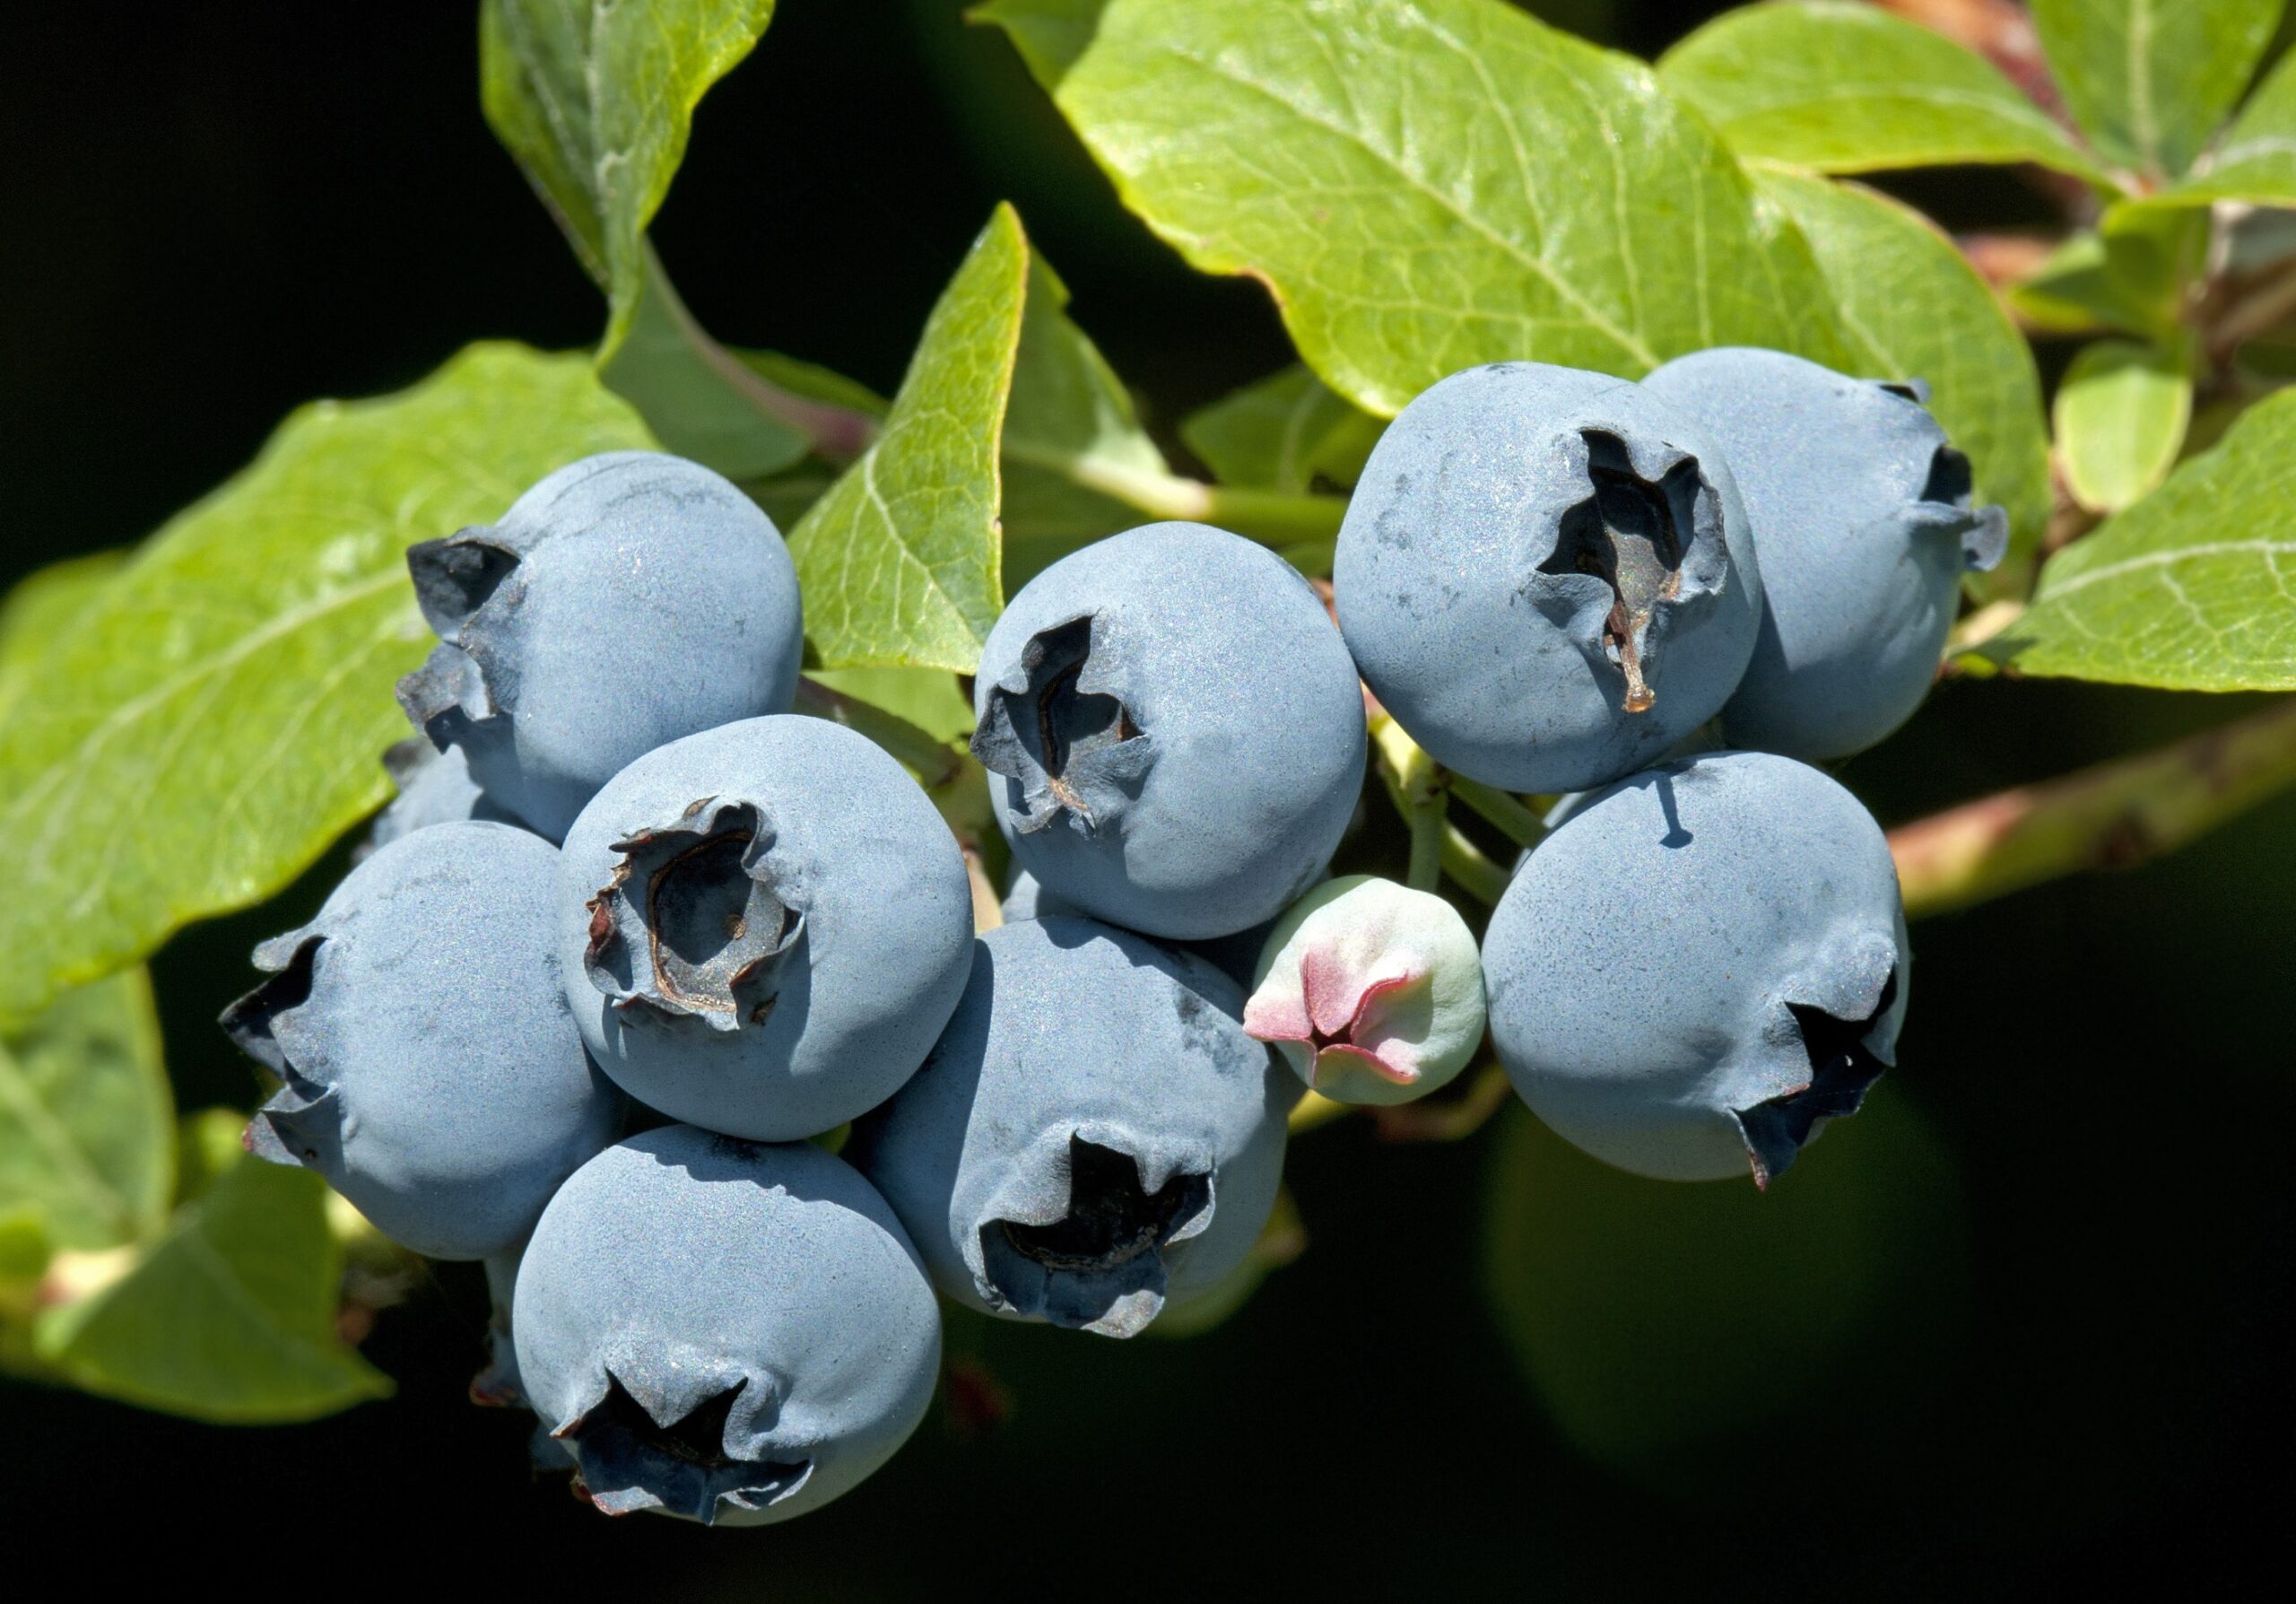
xmin=734 ymin=350 xmax=891 ymax=421
xmin=1759 ymin=171 xmax=2052 ymax=596
xmin=787 ymin=205 xmax=1030 ymax=671
xmin=1659 ymin=1 xmax=2112 ymax=186
xmin=805 ymin=667 xmax=976 ymax=743
xmin=34 ymin=1147 xmax=389 ymax=1423
xmin=2008 ymin=204 xmax=2213 ymax=337
xmin=593 ymin=246 xmax=825 ymax=479
xmin=0 ymin=344 xmax=653 ymax=1026
xmin=2031 ymin=0 xmax=2283 ymax=180
xmin=1179 ymin=365 xmax=1384 ymax=493
xmin=0 ymin=970 xmax=173 ymax=1252
xmin=981 ymin=0 xmax=1848 ymax=414
xmin=1001 ymin=257 xmax=1173 ymax=589
xmin=2010 ymin=231 xmax=2126 ymax=336
xmin=978 ymin=0 xmax=1100 ymax=82
xmin=481 ymin=6 xmax=883 ymax=473
xmin=2162 ymin=47 xmax=2296 ymax=205
xmin=174 ymin=1108 xmax=255 ymax=1207
xmin=0 ymin=1205 xmax=48 ymax=1299
xmin=1482 ymin=1086 xmax=1969 ymax=1477
xmin=1990 ymin=386 xmax=2296 ymax=688
xmin=2056 ymin=338 xmax=2195 ymax=513
xmin=480 ymin=0 xmax=775 ymax=340
xmin=0 ymin=551 xmax=127 ymax=723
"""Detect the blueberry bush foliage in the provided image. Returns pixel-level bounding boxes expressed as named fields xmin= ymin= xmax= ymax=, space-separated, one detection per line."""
xmin=3 ymin=0 xmax=2293 ymax=1425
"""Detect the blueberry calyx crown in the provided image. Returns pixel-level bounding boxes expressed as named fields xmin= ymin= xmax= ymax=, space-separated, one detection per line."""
xmin=395 ymin=527 xmax=521 ymax=754
xmin=1881 ymin=384 xmax=2009 ymax=573
xmin=219 ymin=932 xmax=345 ymax=1172
xmin=583 ymin=797 xmax=806 ymax=1032
xmin=1734 ymin=970 xmax=1899 ymax=1190
xmin=977 ymin=1133 xmax=1213 ymax=1338
xmin=1531 ymin=428 xmax=1725 ymax=715
xmin=972 ymin=615 xmax=1152 ymax=836
xmin=560 ymin=1371 xmax=809 ymax=1525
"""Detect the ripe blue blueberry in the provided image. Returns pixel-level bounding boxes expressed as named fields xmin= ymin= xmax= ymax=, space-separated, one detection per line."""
xmin=558 ymin=715 xmax=974 ymax=1142
xmin=397 ymin=450 xmax=804 ymax=840
xmin=850 ymin=915 xmax=1297 ymax=1337
xmin=1640 ymin=347 xmax=2009 ymax=761
xmin=513 ymin=1126 xmax=941 ymax=1525
xmin=1335 ymin=362 xmax=1761 ymax=792
xmin=971 ymin=521 xmax=1366 ymax=941
xmin=221 ymin=821 xmax=625 ymax=1260
xmin=1001 ymin=867 xmax=1280 ymax=989
xmin=471 ymin=1242 xmax=529 ymax=1409
xmin=1483 ymin=751 xmax=1907 ymax=1187
xmin=362 ymin=737 xmax=520 ymax=859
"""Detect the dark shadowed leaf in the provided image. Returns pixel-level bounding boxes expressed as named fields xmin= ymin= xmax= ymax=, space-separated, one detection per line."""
xmin=0 ymin=971 xmax=172 ymax=1254
xmin=34 ymin=1147 xmax=388 ymax=1423
xmin=1483 ymin=1085 xmax=1969 ymax=1477
xmin=1179 ymin=365 xmax=1384 ymax=493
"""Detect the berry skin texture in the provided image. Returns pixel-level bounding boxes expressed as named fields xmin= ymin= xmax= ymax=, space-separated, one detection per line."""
xmin=1335 ymin=362 xmax=1762 ymax=792
xmin=558 ymin=715 xmax=973 ymax=1142
xmin=396 ymin=450 xmax=804 ymax=840
xmin=513 ymin=1127 xmax=941 ymax=1526
xmin=361 ymin=737 xmax=520 ymax=859
xmin=1001 ymin=867 xmax=1283 ymax=989
xmin=1639 ymin=347 xmax=2009 ymax=762
xmin=1245 ymin=875 xmax=1485 ymax=1106
xmin=971 ymin=520 xmax=1367 ymax=941
xmin=849 ymin=916 xmax=1298 ymax=1338
xmin=220 ymin=820 xmax=625 ymax=1260
xmin=1483 ymin=751 xmax=1908 ymax=1187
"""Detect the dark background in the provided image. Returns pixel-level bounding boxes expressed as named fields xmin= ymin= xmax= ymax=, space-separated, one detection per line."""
xmin=3 ymin=2 xmax=2289 ymax=1593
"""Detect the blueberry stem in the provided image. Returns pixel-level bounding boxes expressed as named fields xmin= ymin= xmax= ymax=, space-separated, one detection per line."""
xmin=622 ymin=240 xmax=883 ymax=464
xmin=1007 ymin=443 xmax=1348 ymax=551
xmin=1439 ymin=824 xmax=1510 ymax=905
xmin=1890 ymin=695 xmax=2296 ymax=918
xmin=1448 ymin=777 xmax=1548 ymax=850
xmin=1286 ymin=1090 xmax=1352 ymax=1134
xmin=1370 ymin=1063 xmax=1513 ymax=1142
xmin=1370 ymin=713 xmax=1447 ymax=892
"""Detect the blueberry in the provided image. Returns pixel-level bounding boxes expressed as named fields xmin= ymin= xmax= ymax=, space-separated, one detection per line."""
xmin=221 ymin=820 xmax=625 ymax=1260
xmin=1482 ymin=751 xmax=1907 ymax=1186
xmin=1001 ymin=867 xmax=1283 ymax=990
xmin=849 ymin=916 xmax=1297 ymax=1337
xmin=1244 ymin=875 xmax=1486 ymax=1106
xmin=361 ymin=737 xmax=522 ymax=859
xmin=971 ymin=521 xmax=1366 ymax=941
xmin=1334 ymin=362 xmax=1761 ymax=792
xmin=396 ymin=450 xmax=804 ymax=839
xmin=558 ymin=714 xmax=974 ymax=1142
xmin=471 ymin=1241 xmax=528 ymax=1409
xmin=1639 ymin=347 xmax=2008 ymax=761
xmin=513 ymin=1126 xmax=941 ymax=1525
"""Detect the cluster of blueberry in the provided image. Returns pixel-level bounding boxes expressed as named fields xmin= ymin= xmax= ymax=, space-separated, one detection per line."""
xmin=221 ymin=346 xmax=1997 ymax=1525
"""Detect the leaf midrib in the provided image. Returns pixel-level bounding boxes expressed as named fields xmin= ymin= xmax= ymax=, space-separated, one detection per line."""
xmin=2042 ymin=536 xmax=2296 ymax=599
